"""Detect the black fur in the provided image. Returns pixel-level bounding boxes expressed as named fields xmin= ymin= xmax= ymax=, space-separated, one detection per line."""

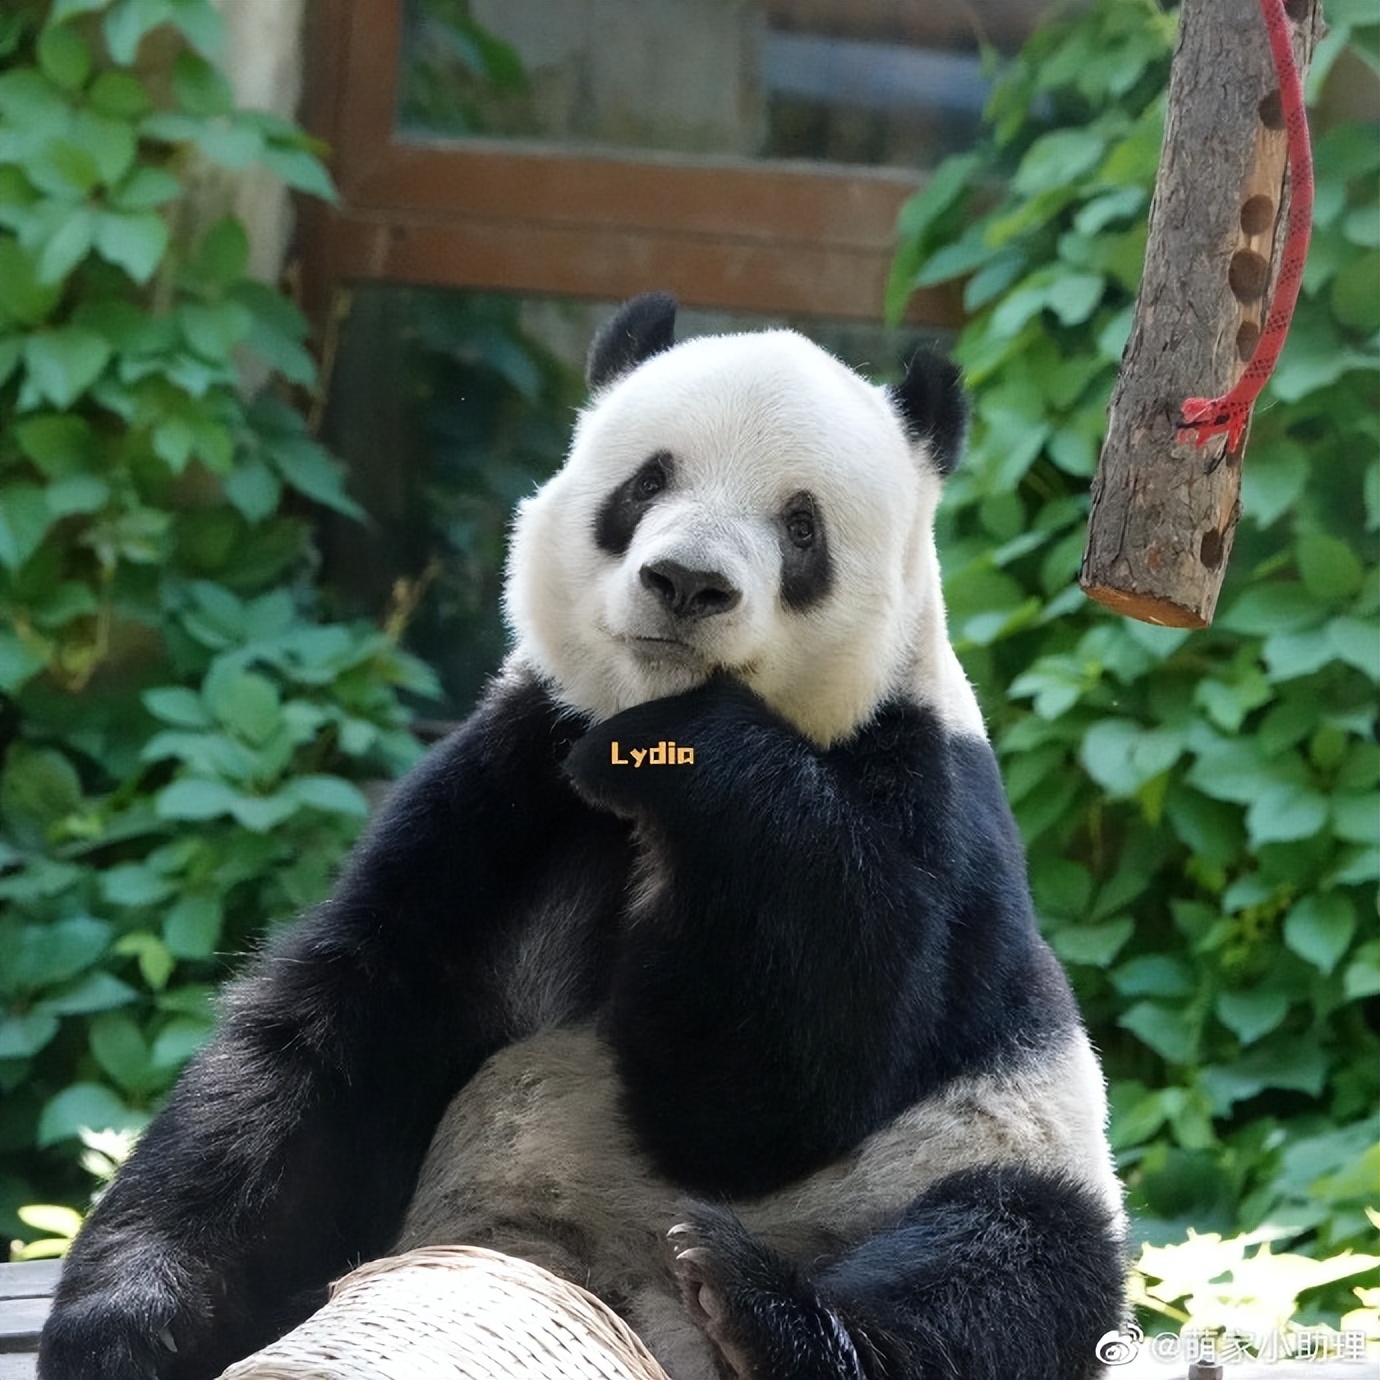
xmin=586 ymin=290 xmax=678 ymax=390
xmin=889 ymin=349 xmax=968 ymax=476
xmin=594 ymin=450 xmax=674 ymax=557
xmin=39 ymin=676 xmax=635 ymax=1380
xmin=673 ymin=1165 xmax=1125 ymax=1380
xmin=41 ymin=673 xmax=1116 ymax=1380
xmin=564 ymin=676 xmax=1075 ymax=1196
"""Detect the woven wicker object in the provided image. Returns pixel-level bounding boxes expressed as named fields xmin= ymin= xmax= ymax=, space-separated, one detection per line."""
xmin=217 ymin=1245 xmax=673 ymax=1380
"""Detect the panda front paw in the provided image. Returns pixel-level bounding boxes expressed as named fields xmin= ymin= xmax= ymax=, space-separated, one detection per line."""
xmin=41 ymin=1288 xmax=186 ymax=1380
xmin=39 ymin=1252 xmax=237 ymax=1380
xmin=668 ymin=1209 xmax=867 ymax=1380
xmin=563 ymin=675 xmax=772 ymax=815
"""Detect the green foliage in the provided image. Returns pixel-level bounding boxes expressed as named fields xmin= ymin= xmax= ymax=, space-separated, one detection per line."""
xmin=1 ymin=0 xmax=432 ymax=1240
xmin=891 ymin=0 xmax=1379 ymax=1320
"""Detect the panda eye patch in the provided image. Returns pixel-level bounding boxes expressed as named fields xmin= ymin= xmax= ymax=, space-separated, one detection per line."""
xmin=779 ymin=491 xmax=832 ymax=610
xmin=594 ymin=451 xmax=674 ymax=556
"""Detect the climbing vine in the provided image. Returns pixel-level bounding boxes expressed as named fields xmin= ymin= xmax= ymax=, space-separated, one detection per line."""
xmin=0 ymin=0 xmax=432 ymax=1234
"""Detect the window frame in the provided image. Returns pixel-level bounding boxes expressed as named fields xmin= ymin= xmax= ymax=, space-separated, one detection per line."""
xmin=299 ymin=0 xmax=966 ymax=327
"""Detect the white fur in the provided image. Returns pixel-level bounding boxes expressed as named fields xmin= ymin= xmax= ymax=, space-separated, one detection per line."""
xmin=397 ymin=1026 xmax=1124 ymax=1380
xmin=504 ymin=329 xmax=985 ymax=746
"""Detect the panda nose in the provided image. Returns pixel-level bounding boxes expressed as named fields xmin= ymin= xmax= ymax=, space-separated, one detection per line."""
xmin=640 ymin=559 xmax=742 ymax=620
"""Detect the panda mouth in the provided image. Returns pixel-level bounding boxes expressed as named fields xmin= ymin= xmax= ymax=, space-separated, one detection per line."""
xmin=621 ymin=634 xmax=704 ymax=664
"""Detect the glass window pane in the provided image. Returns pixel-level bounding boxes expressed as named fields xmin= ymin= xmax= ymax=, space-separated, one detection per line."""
xmin=399 ymin=0 xmax=1048 ymax=170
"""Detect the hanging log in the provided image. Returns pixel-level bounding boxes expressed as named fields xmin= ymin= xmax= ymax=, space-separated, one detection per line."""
xmin=1080 ymin=0 xmax=1322 ymax=628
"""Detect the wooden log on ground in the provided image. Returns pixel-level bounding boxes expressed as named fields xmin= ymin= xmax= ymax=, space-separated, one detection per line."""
xmin=1080 ymin=0 xmax=1322 ymax=628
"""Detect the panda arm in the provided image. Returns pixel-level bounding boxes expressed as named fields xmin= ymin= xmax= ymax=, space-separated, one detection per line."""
xmin=564 ymin=675 xmax=1044 ymax=1198
xmin=40 ymin=674 xmax=606 ymax=1380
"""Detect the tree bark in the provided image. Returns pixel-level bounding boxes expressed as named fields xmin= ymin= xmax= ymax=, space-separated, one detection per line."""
xmin=1080 ymin=0 xmax=1322 ymax=628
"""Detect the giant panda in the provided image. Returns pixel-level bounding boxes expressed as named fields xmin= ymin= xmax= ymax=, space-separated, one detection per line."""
xmin=40 ymin=293 xmax=1126 ymax=1380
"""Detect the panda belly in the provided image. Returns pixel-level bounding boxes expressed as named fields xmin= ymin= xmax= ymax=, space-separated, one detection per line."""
xmin=396 ymin=1023 xmax=1123 ymax=1377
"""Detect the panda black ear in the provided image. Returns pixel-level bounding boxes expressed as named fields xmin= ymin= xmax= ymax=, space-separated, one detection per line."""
xmin=889 ymin=349 xmax=968 ymax=477
xmin=586 ymin=292 xmax=679 ymax=390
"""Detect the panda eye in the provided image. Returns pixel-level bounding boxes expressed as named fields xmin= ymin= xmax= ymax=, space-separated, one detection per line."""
xmin=632 ymin=453 xmax=670 ymax=500
xmin=785 ymin=508 xmax=815 ymax=548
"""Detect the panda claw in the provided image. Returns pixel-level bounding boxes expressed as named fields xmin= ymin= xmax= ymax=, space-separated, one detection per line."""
xmin=159 ymin=1326 xmax=178 ymax=1353
xmin=666 ymin=1221 xmax=696 ymax=1245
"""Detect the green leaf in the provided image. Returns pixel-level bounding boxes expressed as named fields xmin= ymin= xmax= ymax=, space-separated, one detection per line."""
xmin=1013 ymin=128 xmax=1107 ymax=196
xmin=223 ymin=458 xmax=282 ymax=522
xmin=37 ymin=205 xmax=95 ymax=284
xmin=284 ymin=775 xmax=369 ymax=817
xmin=1243 ymin=440 xmax=1309 ymax=528
xmin=37 ymin=1082 xmax=137 ymax=1147
xmin=103 ymin=0 xmax=176 ymax=65
xmin=87 ymin=69 xmax=150 ymax=118
xmin=23 ymin=326 xmax=112 ymax=407
xmin=154 ymin=776 xmax=240 ymax=821
xmin=1050 ymin=916 xmax=1134 ymax=966
xmin=37 ymin=24 xmax=92 ymax=91
xmin=179 ymin=299 xmax=251 ymax=359
xmin=113 ymin=931 xmax=175 ymax=991
xmin=1283 ymin=893 xmax=1357 ymax=975
xmin=0 ymin=238 xmax=63 ymax=326
xmin=227 ymin=791 xmax=299 ymax=832
xmin=143 ymin=685 xmax=212 ymax=728
xmin=0 ymin=742 xmax=82 ymax=840
xmin=258 ymin=141 xmax=337 ymax=202
xmin=0 ymin=483 xmax=52 ymax=570
xmin=167 ymin=0 xmax=224 ymax=56
xmin=51 ymin=0 xmax=112 ymax=19
xmin=171 ymin=50 xmax=232 ymax=117
xmin=0 ymin=628 xmax=48 ymax=693
xmin=88 ymin=1011 xmax=153 ymax=1094
xmin=100 ymin=862 xmax=175 ymax=908
xmin=109 ymin=165 xmax=179 ymax=210
xmin=70 ymin=109 xmax=138 ymax=186
xmin=0 ymin=1011 xmax=61 ymax=1060
xmin=41 ymin=970 xmax=138 ymax=1015
xmin=1245 ymin=780 xmax=1330 ymax=846
xmin=150 ymin=1014 xmax=213 ymax=1070
xmin=1119 ymin=999 xmax=1198 ymax=1065
xmin=1296 ymin=532 xmax=1364 ymax=601
xmin=272 ymin=437 xmax=365 ymax=519
xmin=1081 ymin=720 xmax=1182 ymax=797
xmin=164 ymin=891 xmax=222 ymax=958
xmin=206 ymin=667 xmax=281 ymax=744
xmin=1112 ymin=955 xmax=1195 ymax=999
xmin=192 ymin=216 xmax=248 ymax=286
xmin=1215 ymin=986 xmax=1291 ymax=1044
xmin=93 ymin=209 xmax=169 ymax=283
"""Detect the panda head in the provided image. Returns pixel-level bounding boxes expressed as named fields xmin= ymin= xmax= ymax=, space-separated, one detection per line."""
xmin=505 ymin=293 xmax=983 ymax=746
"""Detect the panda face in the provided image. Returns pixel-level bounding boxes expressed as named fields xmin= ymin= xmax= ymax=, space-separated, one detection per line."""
xmin=506 ymin=328 xmax=976 ymax=745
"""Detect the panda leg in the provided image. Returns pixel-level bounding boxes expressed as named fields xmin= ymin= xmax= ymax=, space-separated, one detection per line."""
xmin=671 ymin=1164 xmax=1126 ymax=1380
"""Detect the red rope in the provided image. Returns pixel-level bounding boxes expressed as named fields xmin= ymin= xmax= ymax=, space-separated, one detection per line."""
xmin=1176 ymin=0 xmax=1313 ymax=453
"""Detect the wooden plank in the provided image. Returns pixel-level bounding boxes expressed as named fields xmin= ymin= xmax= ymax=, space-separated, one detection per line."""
xmin=321 ymin=210 xmax=964 ymax=323
xmin=0 ymin=1262 xmax=60 ymax=1302
xmin=0 ymin=1294 xmax=48 ymax=1355
xmin=0 ymin=1261 xmax=57 ymax=1363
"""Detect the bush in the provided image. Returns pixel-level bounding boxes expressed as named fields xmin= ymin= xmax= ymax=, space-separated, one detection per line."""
xmin=890 ymin=0 xmax=1378 ymax=1329
xmin=0 ymin=0 xmax=432 ymax=1240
